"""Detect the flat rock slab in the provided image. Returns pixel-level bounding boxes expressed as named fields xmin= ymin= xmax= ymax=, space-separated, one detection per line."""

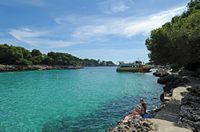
xmin=150 ymin=86 xmax=193 ymax=132
xmin=154 ymin=101 xmax=180 ymax=122
xmin=150 ymin=119 xmax=192 ymax=132
xmin=172 ymin=86 xmax=190 ymax=102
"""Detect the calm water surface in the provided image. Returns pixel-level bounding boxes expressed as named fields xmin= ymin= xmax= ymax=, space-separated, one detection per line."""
xmin=0 ymin=67 xmax=162 ymax=132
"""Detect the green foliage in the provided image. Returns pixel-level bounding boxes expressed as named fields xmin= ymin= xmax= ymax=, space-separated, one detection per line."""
xmin=0 ymin=44 xmax=115 ymax=66
xmin=47 ymin=52 xmax=81 ymax=66
xmin=17 ymin=58 xmax=32 ymax=65
xmin=146 ymin=0 xmax=200 ymax=70
xmin=31 ymin=49 xmax=42 ymax=57
xmin=83 ymin=59 xmax=99 ymax=66
xmin=83 ymin=59 xmax=115 ymax=66
xmin=0 ymin=44 xmax=24 ymax=64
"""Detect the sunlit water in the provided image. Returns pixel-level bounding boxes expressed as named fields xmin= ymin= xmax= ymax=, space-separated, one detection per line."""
xmin=0 ymin=67 xmax=162 ymax=132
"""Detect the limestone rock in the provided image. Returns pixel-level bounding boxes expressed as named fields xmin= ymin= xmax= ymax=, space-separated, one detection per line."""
xmin=157 ymin=75 xmax=177 ymax=84
xmin=153 ymin=69 xmax=169 ymax=77
xmin=109 ymin=116 xmax=154 ymax=132
xmin=180 ymin=105 xmax=200 ymax=122
xmin=158 ymin=75 xmax=190 ymax=92
xmin=179 ymin=84 xmax=200 ymax=132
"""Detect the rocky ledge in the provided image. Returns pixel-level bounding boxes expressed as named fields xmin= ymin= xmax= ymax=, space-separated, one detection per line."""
xmin=157 ymin=74 xmax=190 ymax=93
xmin=107 ymin=114 xmax=155 ymax=132
xmin=0 ymin=64 xmax=83 ymax=72
xmin=153 ymin=68 xmax=169 ymax=77
xmin=154 ymin=68 xmax=200 ymax=131
xmin=107 ymin=68 xmax=199 ymax=132
xmin=179 ymin=84 xmax=200 ymax=131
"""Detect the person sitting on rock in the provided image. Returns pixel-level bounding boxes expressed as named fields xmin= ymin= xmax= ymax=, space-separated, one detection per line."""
xmin=139 ymin=98 xmax=147 ymax=117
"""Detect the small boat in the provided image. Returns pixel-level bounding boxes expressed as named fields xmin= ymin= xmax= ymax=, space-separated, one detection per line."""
xmin=116 ymin=61 xmax=151 ymax=72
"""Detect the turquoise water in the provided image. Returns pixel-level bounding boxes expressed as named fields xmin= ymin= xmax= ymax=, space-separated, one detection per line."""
xmin=0 ymin=67 xmax=162 ymax=132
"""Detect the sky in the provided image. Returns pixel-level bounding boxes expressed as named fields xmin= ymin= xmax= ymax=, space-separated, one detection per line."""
xmin=0 ymin=0 xmax=190 ymax=63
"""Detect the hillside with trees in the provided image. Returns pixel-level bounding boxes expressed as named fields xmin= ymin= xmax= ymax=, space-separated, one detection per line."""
xmin=0 ymin=44 xmax=115 ymax=67
xmin=146 ymin=0 xmax=200 ymax=71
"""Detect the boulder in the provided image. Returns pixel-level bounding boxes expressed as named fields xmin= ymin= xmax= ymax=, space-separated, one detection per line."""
xmin=158 ymin=75 xmax=190 ymax=92
xmin=109 ymin=116 xmax=154 ymax=132
xmin=181 ymin=94 xmax=200 ymax=105
xmin=157 ymin=74 xmax=177 ymax=84
xmin=192 ymin=85 xmax=200 ymax=96
xmin=179 ymin=117 xmax=200 ymax=131
xmin=180 ymin=105 xmax=200 ymax=122
xmin=179 ymin=84 xmax=200 ymax=131
xmin=153 ymin=69 xmax=169 ymax=77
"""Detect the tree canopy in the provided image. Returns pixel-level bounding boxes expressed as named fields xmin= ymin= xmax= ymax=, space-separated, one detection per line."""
xmin=0 ymin=44 xmax=115 ymax=66
xmin=146 ymin=0 xmax=200 ymax=70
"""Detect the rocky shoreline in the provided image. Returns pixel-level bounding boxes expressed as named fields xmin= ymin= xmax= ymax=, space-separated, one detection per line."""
xmin=0 ymin=64 xmax=83 ymax=72
xmin=108 ymin=68 xmax=200 ymax=132
xmin=178 ymin=84 xmax=200 ymax=131
xmin=106 ymin=69 xmax=165 ymax=132
xmin=152 ymin=68 xmax=200 ymax=131
xmin=107 ymin=115 xmax=155 ymax=132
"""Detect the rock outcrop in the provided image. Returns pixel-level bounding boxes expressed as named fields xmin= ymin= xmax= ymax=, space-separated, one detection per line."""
xmin=153 ymin=68 xmax=199 ymax=131
xmin=179 ymin=85 xmax=200 ymax=131
xmin=157 ymin=74 xmax=190 ymax=93
xmin=153 ymin=69 xmax=169 ymax=77
xmin=108 ymin=115 xmax=154 ymax=132
xmin=179 ymin=69 xmax=200 ymax=78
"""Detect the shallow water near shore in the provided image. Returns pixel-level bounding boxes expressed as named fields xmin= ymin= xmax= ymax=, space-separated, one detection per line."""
xmin=0 ymin=67 xmax=162 ymax=131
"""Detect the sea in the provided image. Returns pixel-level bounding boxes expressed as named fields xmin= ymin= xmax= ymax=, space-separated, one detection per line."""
xmin=0 ymin=67 xmax=163 ymax=132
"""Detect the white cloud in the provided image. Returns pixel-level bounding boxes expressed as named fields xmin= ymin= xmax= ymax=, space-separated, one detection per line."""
xmin=99 ymin=0 xmax=133 ymax=14
xmin=71 ymin=6 xmax=186 ymax=40
xmin=9 ymin=28 xmax=81 ymax=48
xmin=110 ymin=2 xmax=129 ymax=13
xmin=72 ymin=25 xmax=107 ymax=40
xmin=9 ymin=5 xmax=186 ymax=48
xmin=10 ymin=28 xmax=46 ymax=39
xmin=123 ymin=6 xmax=187 ymax=37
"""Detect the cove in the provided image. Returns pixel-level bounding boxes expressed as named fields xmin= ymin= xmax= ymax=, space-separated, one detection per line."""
xmin=0 ymin=67 xmax=162 ymax=131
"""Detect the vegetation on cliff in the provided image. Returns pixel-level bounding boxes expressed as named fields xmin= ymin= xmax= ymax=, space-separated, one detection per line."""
xmin=146 ymin=0 xmax=200 ymax=71
xmin=0 ymin=44 xmax=115 ymax=66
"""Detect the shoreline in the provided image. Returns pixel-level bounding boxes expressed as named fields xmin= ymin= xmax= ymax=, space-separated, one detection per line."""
xmin=109 ymin=68 xmax=199 ymax=132
xmin=0 ymin=64 xmax=84 ymax=72
xmin=107 ymin=70 xmax=163 ymax=132
xmin=0 ymin=64 xmax=118 ymax=73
